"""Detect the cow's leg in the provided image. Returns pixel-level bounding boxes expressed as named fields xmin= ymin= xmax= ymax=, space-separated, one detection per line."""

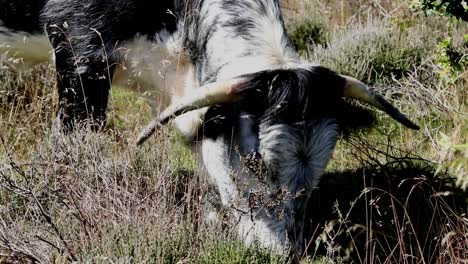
xmin=45 ymin=23 xmax=117 ymax=130
xmin=41 ymin=0 xmax=179 ymax=131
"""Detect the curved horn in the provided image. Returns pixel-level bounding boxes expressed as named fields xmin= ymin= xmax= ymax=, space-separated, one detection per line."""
xmin=340 ymin=75 xmax=420 ymax=130
xmin=136 ymin=78 xmax=248 ymax=145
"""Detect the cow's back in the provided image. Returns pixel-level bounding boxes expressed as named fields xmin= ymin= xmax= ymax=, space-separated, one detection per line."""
xmin=0 ymin=0 xmax=46 ymax=33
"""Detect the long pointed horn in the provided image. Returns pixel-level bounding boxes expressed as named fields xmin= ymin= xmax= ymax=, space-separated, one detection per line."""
xmin=340 ymin=75 xmax=420 ymax=130
xmin=136 ymin=78 xmax=248 ymax=145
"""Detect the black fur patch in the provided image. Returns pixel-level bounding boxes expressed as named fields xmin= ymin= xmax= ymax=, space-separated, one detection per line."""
xmin=202 ymin=66 xmax=347 ymax=139
xmin=0 ymin=0 xmax=46 ymax=33
xmin=39 ymin=0 xmax=181 ymax=128
xmin=42 ymin=0 xmax=179 ymax=46
xmin=240 ymin=66 xmax=346 ymax=122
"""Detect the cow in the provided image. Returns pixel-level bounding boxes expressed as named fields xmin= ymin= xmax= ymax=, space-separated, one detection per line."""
xmin=0 ymin=0 xmax=419 ymax=260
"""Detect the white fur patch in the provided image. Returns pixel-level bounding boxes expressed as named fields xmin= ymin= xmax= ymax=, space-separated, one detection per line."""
xmin=260 ymin=120 xmax=339 ymax=190
xmin=198 ymin=0 xmax=300 ymax=81
xmin=201 ymin=138 xmax=239 ymax=206
xmin=200 ymin=119 xmax=339 ymax=253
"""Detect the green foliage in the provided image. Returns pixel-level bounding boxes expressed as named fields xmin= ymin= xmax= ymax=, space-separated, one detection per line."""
xmin=78 ymin=223 xmax=196 ymax=263
xmin=288 ymin=19 xmax=328 ymax=55
xmin=435 ymin=35 xmax=468 ymax=82
xmin=195 ymin=240 xmax=286 ymax=264
xmin=412 ymin=0 xmax=468 ymax=21
xmin=437 ymin=133 xmax=468 ymax=190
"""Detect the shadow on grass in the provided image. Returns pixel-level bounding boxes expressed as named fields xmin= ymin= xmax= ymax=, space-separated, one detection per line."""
xmin=305 ymin=160 xmax=467 ymax=263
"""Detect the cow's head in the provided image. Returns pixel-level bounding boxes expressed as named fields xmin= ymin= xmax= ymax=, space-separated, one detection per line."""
xmin=136 ymin=65 xmax=419 ymax=255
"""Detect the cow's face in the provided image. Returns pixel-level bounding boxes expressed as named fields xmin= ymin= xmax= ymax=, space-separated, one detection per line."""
xmin=199 ymin=66 xmax=347 ymax=197
xmin=197 ymin=67 xmax=344 ymax=253
xmin=136 ymin=65 xmax=419 ymax=254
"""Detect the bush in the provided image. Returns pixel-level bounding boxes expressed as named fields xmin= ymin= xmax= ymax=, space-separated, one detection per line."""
xmin=435 ymin=34 xmax=468 ymax=82
xmin=413 ymin=0 xmax=468 ymax=21
xmin=287 ymin=18 xmax=328 ymax=55
xmin=310 ymin=21 xmax=430 ymax=85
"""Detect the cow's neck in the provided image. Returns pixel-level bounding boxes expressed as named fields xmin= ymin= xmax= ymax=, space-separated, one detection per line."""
xmin=180 ymin=0 xmax=301 ymax=83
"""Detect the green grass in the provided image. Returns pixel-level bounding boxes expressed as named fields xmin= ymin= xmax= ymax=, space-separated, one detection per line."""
xmin=195 ymin=240 xmax=287 ymax=264
xmin=107 ymin=86 xmax=153 ymax=132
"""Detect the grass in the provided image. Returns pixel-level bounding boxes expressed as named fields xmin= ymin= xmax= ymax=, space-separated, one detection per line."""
xmin=1 ymin=0 xmax=467 ymax=263
xmin=312 ymin=136 xmax=468 ymax=263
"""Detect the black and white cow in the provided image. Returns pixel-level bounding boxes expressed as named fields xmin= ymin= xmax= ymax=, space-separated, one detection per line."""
xmin=1 ymin=0 xmax=419 ymax=260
